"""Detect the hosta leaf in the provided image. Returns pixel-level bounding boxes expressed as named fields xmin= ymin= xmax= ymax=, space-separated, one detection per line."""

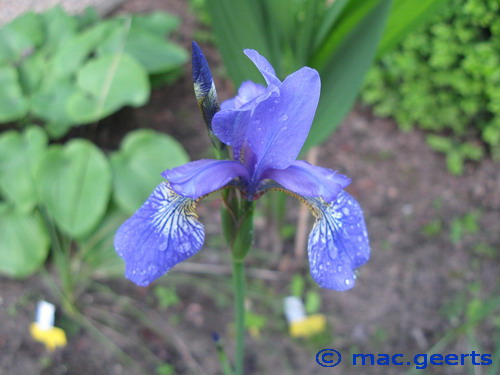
xmin=36 ymin=140 xmax=111 ymax=238
xmin=110 ymin=129 xmax=189 ymax=214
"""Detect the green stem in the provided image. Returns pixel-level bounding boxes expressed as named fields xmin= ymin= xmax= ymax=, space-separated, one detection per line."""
xmin=39 ymin=207 xmax=75 ymax=314
xmin=232 ymin=258 xmax=246 ymax=375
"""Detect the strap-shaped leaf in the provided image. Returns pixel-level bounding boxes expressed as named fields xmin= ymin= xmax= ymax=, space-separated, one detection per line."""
xmin=304 ymin=0 xmax=392 ymax=149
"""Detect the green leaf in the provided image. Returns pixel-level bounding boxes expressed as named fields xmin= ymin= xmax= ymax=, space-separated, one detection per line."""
xmin=131 ymin=11 xmax=180 ymax=36
xmin=36 ymin=140 xmax=112 ymax=238
xmin=426 ymin=134 xmax=454 ymax=152
xmin=0 ymin=127 xmax=48 ymax=213
xmin=446 ymin=150 xmax=463 ymax=176
xmin=314 ymin=0 xmax=350 ymax=50
xmin=0 ymin=204 xmax=49 ymax=278
xmin=0 ymin=65 xmax=29 ymax=122
xmin=40 ymin=6 xmax=78 ymax=56
xmin=31 ymin=79 xmax=77 ymax=137
xmin=97 ymin=18 xmax=187 ymax=75
xmin=67 ymin=53 xmax=149 ymax=123
xmin=377 ymin=0 xmax=449 ymax=57
xmin=205 ymin=0 xmax=272 ymax=86
xmin=304 ymin=0 xmax=392 ymax=149
xmin=79 ymin=209 xmax=127 ymax=277
xmin=122 ymin=32 xmax=188 ymax=74
xmin=110 ymin=129 xmax=189 ymax=214
xmin=0 ymin=11 xmax=44 ymax=64
xmin=17 ymin=50 xmax=45 ymax=95
xmin=49 ymin=20 xmax=115 ymax=79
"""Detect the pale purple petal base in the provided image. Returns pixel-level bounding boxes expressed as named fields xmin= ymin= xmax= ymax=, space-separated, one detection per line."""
xmin=307 ymin=191 xmax=370 ymax=291
xmin=114 ymin=183 xmax=205 ymax=286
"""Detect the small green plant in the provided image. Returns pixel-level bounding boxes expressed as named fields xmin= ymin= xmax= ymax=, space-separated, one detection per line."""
xmin=363 ymin=0 xmax=500 ymax=174
xmin=0 ymin=6 xmax=187 ymax=138
xmin=0 ymin=127 xmax=189 ymax=313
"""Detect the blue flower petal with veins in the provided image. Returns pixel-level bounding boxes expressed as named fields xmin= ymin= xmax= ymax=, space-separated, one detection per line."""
xmin=115 ymin=45 xmax=371 ymax=290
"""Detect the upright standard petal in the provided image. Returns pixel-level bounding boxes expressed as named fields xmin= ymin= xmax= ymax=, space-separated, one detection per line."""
xmin=307 ymin=191 xmax=370 ymax=291
xmin=261 ymin=161 xmax=351 ymax=203
xmin=247 ymin=67 xmax=321 ymax=177
xmin=162 ymin=159 xmax=249 ymax=199
xmin=114 ymin=182 xmax=205 ymax=286
xmin=243 ymin=49 xmax=281 ymax=86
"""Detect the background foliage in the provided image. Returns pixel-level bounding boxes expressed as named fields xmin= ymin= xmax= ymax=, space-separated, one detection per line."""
xmin=362 ymin=0 xmax=500 ymax=174
xmin=0 ymin=6 xmax=187 ymax=138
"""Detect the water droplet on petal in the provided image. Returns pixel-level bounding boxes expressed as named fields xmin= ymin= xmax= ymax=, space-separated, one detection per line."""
xmin=281 ymin=126 xmax=288 ymax=131
xmin=159 ymin=243 xmax=167 ymax=251
xmin=337 ymin=265 xmax=343 ymax=272
xmin=345 ymin=279 xmax=351 ymax=286
xmin=257 ymin=127 xmax=262 ymax=131
xmin=274 ymin=98 xmax=280 ymax=104
xmin=268 ymin=106 xmax=275 ymax=112
xmin=254 ymin=119 xmax=261 ymax=125
xmin=279 ymin=114 xmax=288 ymax=122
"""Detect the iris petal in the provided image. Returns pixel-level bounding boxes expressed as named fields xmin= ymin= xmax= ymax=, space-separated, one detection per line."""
xmin=247 ymin=66 xmax=321 ymax=177
xmin=243 ymin=49 xmax=281 ymax=86
xmin=261 ymin=160 xmax=350 ymax=203
xmin=212 ymin=86 xmax=278 ymax=156
xmin=162 ymin=159 xmax=249 ymax=199
xmin=307 ymin=191 xmax=370 ymax=290
xmin=114 ymin=182 xmax=205 ymax=286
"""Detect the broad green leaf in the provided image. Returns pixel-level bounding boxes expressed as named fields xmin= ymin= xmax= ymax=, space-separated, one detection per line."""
xmin=74 ymin=7 xmax=100 ymax=29
xmin=67 ymin=53 xmax=149 ymax=123
xmin=40 ymin=6 xmax=78 ymax=56
xmin=377 ymin=0 xmax=449 ymax=57
xmin=0 ymin=12 xmax=43 ymax=64
xmin=304 ymin=0 xmax=392 ymax=149
xmin=31 ymin=79 xmax=76 ymax=137
xmin=110 ymin=129 xmax=189 ymax=214
xmin=37 ymin=140 xmax=112 ymax=238
xmin=0 ymin=66 xmax=29 ymax=122
xmin=78 ymin=209 xmax=127 ymax=277
xmin=49 ymin=20 xmax=115 ymax=79
xmin=131 ymin=11 xmax=180 ymax=36
xmin=206 ymin=0 xmax=272 ymax=86
xmin=122 ymin=32 xmax=187 ymax=74
xmin=0 ymin=127 xmax=48 ymax=212
xmin=17 ymin=50 xmax=45 ymax=95
xmin=97 ymin=20 xmax=187 ymax=74
xmin=0 ymin=204 xmax=49 ymax=278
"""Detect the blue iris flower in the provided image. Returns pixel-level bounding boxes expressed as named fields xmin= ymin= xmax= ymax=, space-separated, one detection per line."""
xmin=114 ymin=44 xmax=370 ymax=291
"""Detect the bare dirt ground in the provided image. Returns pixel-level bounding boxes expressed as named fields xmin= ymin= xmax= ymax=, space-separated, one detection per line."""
xmin=0 ymin=0 xmax=498 ymax=374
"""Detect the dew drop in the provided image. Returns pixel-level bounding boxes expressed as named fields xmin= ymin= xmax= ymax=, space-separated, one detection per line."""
xmin=254 ymin=119 xmax=261 ymax=125
xmin=342 ymin=207 xmax=350 ymax=215
xmin=159 ymin=243 xmax=167 ymax=251
xmin=279 ymin=114 xmax=288 ymax=122
xmin=257 ymin=127 xmax=262 ymax=131
xmin=281 ymin=125 xmax=288 ymax=131
xmin=274 ymin=98 xmax=280 ymax=104
xmin=345 ymin=279 xmax=351 ymax=286
xmin=268 ymin=106 xmax=275 ymax=112
xmin=337 ymin=265 xmax=343 ymax=272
